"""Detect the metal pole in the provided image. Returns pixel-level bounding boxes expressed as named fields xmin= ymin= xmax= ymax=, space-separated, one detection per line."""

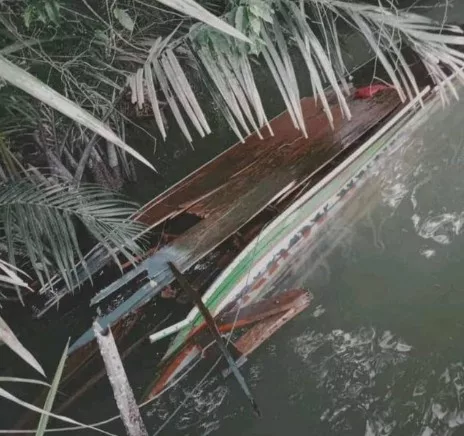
xmin=168 ymin=262 xmax=261 ymax=417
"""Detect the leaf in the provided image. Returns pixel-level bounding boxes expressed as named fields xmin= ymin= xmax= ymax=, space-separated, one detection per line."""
xmin=249 ymin=16 xmax=261 ymax=36
xmin=235 ymin=6 xmax=245 ymax=33
xmin=214 ymin=48 xmax=262 ymax=138
xmin=0 ymin=259 xmax=30 ymax=289
xmin=143 ymin=63 xmax=167 ymax=140
xmin=349 ymin=11 xmax=406 ymax=101
xmin=250 ymin=1 xmax=274 ymax=23
xmin=198 ymin=46 xmax=250 ymax=136
xmin=113 ymin=7 xmax=135 ymax=32
xmin=44 ymin=1 xmax=60 ymax=25
xmin=155 ymin=0 xmax=250 ymax=43
xmin=161 ymin=54 xmax=206 ymax=137
xmin=0 ymin=55 xmax=155 ymax=172
xmin=23 ymin=7 xmax=34 ymax=29
xmin=0 ymin=315 xmax=45 ymax=377
xmin=0 ymin=180 xmax=146 ymax=293
xmin=191 ymin=47 xmax=245 ymax=142
xmin=0 ymin=377 xmax=51 ymax=387
xmin=166 ymin=49 xmax=211 ymax=134
xmin=152 ymin=57 xmax=193 ymax=143
xmin=261 ymin=26 xmax=306 ymax=136
xmin=36 ymin=340 xmax=70 ymax=436
xmin=135 ymin=67 xmax=144 ymax=109
xmin=0 ymin=387 xmax=117 ymax=436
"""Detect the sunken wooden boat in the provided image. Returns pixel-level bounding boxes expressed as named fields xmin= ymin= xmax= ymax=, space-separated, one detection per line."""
xmin=18 ymin=49 xmax=454 ymax=427
xmin=66 ymin=83 xmax=405 ymax=355
xmin=141 ymin=85 xmax=439 ymax=399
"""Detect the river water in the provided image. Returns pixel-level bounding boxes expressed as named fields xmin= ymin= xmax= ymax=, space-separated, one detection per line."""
xmin=137 ymin=90 xmax=464 ymax=436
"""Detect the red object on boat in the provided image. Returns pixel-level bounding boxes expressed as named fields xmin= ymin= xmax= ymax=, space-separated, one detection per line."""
xmin=355 ymin=84 xmax=391 ymax=99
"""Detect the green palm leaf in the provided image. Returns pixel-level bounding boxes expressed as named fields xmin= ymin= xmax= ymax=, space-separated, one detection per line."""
xmin=36 ymin=339 xmax=70 ymax=436
xmin=0 ymin=315 xmax=45 ymax=377
xmin=0 ymin=180 xmax=146 ymax=292
xmin=0 ymin=55 xmax=155 ymax=172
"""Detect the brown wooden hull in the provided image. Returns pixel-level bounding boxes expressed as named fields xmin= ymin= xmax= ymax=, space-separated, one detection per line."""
xmin=144 ymin=289 xmax=312 ymax=400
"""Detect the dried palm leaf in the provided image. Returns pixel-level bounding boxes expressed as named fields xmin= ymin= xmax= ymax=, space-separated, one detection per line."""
xmin=155 ymin=0 xmax=250 ymax=43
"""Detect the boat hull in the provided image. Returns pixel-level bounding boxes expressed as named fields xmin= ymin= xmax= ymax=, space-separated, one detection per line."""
xmin=163 ymin=89 xmax=430 ymax=360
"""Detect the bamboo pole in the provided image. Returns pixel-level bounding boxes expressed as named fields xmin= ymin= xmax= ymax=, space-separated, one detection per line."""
xmin=168 ymin=261 xmax=261 ymax=417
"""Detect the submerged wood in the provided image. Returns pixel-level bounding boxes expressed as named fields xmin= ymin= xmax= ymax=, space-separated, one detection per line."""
xmin=19 ymin=57 xmax=458 ymax=431
xmin=21 ymin=86 xmax=426 ymax=429
xmin=234 ymin=292 xmax=311 ymax=357
xmin=37 ymin=49 xmax=439 ymax=316
xmin=159 ymin=87 xmax=431 ymax=364
xmin=222 ymin=292 xmax=311 ymax=378
xmin=68 ymin=89 xmax=401 ymax=354
xmin=94 ymin=323 xmax=148 ymax=436
xmin=216 ymin=288 xmax=312 ymax=333
xmin=145 ymin=288 xmax=313 ymax=400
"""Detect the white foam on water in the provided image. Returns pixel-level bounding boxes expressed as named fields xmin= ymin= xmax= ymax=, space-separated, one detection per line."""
xmin=413 ymin=380 xmax=427 ymax=397
xmin=420 ymin=426 xmax=434 ymax=436
xmin=199 ymin=420 xmax=221 ymax=436
xmin=145 ymin=376 xmax=229 ymax=434
xmin=411 ymin=212 xmax=464 ymax=245
xmin=312 ymin=305 xmax=326 ymax=318
xmin=432 ymin=403 xmax=447 ymax=420
xmin=396 ymin=342 xmax=412 ymax=352
xmin=448 ymin=411 xmax=464 ymax=428
xmin=410 ymin=177 xmax=430 ymax=210
xmin=420 ymin=248 xmax=436 ymax=259
xmin=293 ymin=327 xmax=412 ymax=434
xmin=382 ymin=183 xmax=409 ymax=209
xmin=248 ymin=363 xmax=263 ymax=386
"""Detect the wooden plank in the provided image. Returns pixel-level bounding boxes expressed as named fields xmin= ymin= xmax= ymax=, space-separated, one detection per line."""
xmin=191 ymin=288 xmax=312 ymax=337
xmin=145 ymin=344 xmax=201 ymax=401
xmin=134 ymin=93 xmax=340 ymax=226
xmin=145 ymin=289 xmax=312 ymax=400
xmin=219 ymin=292 xmax=311 ymax=378
xmin=234 ymin=293 xmax=311 ymax=357
xmin=170 ymin=91 xmax=400 ymax=258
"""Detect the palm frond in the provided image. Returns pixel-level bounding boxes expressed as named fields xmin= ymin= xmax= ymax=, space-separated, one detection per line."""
xmin=0 ymin=259 xmax=30 ymax=290
xmin=0 ymin=386 xmax=117 ymax=435
xmin=155 ymin=0 xmax=251 ymax=43
xmin=318 ymin=0 xmax=464 ymax=102
xmin=0 ymin=55 xmax=155 ymax=172
xmin=0 ymin=314 xmax=45 ymax=377
xmin=124 ymin=0 xmax=464 ymax=144
xmin=36 ymin=340 xmax=70 ymax=436
xmin=0 ymin=180 xmax=146 ymax=292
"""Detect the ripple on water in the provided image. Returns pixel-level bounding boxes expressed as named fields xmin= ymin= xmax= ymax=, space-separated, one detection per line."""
xmin=145 ymin=375 xmax=229 ymax=434
xmin=292 ymin=327 xmax=464 ymax=435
